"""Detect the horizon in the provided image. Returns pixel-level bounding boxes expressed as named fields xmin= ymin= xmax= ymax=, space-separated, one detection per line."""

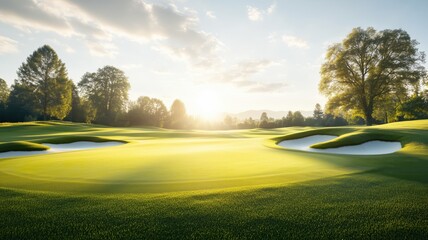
xmin=1 ymin=0 xmax=428 ymax=119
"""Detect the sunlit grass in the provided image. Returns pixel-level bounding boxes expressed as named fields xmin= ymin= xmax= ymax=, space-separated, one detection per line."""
xmin=0 ymin=120 xmax=427 ymax=238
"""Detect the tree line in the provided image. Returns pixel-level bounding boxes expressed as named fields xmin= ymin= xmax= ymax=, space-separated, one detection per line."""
xmin=0 ymin=45 xmax=188 ymax=128
xmin=1 ymin=26 xmax=427 ymax=129
xmin=222 ymin=103 xmax=348 ymax=129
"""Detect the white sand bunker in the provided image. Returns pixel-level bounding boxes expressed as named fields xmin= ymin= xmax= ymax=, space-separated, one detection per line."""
xmin=0 ymin=141 xmax=124 ymax=158
xmin=278 ymin=135 xmax=402 ymax=155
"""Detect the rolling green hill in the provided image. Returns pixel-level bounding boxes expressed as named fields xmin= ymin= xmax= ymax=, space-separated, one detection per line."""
xmin=0 ymin=120 xmax=427 ymax=239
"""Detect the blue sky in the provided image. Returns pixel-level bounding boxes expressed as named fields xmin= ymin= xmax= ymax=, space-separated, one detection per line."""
xmin=0 ymin=0 xmax=427 ymax=118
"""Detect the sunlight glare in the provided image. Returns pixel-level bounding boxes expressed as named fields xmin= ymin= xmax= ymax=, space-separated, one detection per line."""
xmin=190 ymin=89 xmax=223 ymax=120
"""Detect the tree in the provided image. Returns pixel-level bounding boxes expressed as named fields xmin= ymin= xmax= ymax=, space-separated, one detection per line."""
xmin=7 ymin=82 xmax=37 ymax=121
xmin=320 ymin=27 xmax=426 ymax=125
xmin=283 ymin=111 xmax=293 ymax=126
xmin=312 ymin=103 xmax=324 ymax=126
xmin=292 ymin=111 xmax=305 ymax=126
xmin=237 ymin=117 xmax=256 ymax=129
xmin=78 ymin=66 xmax=130 ymax=125
xmin=223 ymin=115 xmax=236 ymax=129
xmin=65 ymin=83 xmax=83 ymax=122
xmin=313 ymin=103 xmax=323 ymax=120
xmin=324 ymin=114 xmax=348 ymax=126
xmin=16 ymin=45 xmax=73 ymax=120
xmin=128 ymin=96 xmax=168 ymax=127
xmin=260 ymin=112 xmax=268 ymax=121
xmin=169 ymin=99 xmax=187 ymax=129
xmin=258 ymin=112 xmax=269 ymax=128
xmin=81 ymin=99 xmax=97 ymax=123
xmin=397 ymin=95 xmax=428 ymax=120
xmin=0 ymin=78 xmax=9 ymax=121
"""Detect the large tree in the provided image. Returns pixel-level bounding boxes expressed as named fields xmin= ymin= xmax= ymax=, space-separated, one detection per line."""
xmin=78 ymin=66 xmax=130 ymax=125
xmin=15 ymin=45 xmax=73 ymax=120
xmin=320 ymin=27 xmax=426 ymax=125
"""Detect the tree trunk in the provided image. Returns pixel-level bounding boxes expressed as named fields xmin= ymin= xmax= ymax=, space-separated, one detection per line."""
xmin=365 ymin=111 xmax=373 ymax=126
xmin=43 ymin=92 xmax=47 ymax=121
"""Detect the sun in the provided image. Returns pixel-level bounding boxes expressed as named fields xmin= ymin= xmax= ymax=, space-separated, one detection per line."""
xmin=190 ymin=90 xmax=223 ymax=120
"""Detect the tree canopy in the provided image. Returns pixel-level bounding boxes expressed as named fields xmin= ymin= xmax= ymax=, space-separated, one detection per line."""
xmin=78 ymin=66 xmax=130 ymax=125
xmin=128 ymin=96 xmax=168 ymax=127
xmin=0 ymin=78 xmax=8 ymax=104
xmin=0 ymin=78 xmax=9 ymax=121
xmin=320 ymin=27 xmax=426 ymax=125
xmin=13 ymin=45 xmax=73 ymax=120
xmin=169 ymin=99 xmax=187 ymax=129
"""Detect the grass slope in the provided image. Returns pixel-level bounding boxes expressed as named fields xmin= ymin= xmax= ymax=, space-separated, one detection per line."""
xmin=0 ymin=120 xmax=427 ymax=239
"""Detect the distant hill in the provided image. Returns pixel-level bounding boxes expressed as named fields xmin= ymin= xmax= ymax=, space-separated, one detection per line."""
xmin=224 ymin=110 xmax=313 ymax=120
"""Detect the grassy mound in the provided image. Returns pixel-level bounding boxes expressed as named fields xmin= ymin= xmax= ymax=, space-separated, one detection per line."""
xmin=310 ymin=130 xmax=402 ymax=149
xmin=272 ymin=120 xmax=428 ymax=150
xmin=34 ymin=135 xmax=128 ymax=144
xmin=0 ymin=141 xmax=49 ymax=153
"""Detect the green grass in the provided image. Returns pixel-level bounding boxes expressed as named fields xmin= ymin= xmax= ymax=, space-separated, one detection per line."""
xmin=0 ymin=141 xmax=49 ymax=152
xmin=0 ymin=120 xmax=427 ymax=239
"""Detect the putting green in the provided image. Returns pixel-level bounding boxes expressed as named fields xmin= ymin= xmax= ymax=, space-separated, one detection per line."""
xmin=0 ymin=120 xmax=427 ymax=193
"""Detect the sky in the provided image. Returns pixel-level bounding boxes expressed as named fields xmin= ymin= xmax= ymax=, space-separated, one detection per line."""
xmin=0 ymin=0 xmax=427 ymax=119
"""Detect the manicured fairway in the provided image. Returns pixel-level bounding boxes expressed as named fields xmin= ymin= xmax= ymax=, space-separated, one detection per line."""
xmin=0 ymin=120 xmax=427 ymax=239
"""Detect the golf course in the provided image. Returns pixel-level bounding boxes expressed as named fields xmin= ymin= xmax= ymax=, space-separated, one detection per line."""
xmin=1 ymin=120 xmax=427 ymax=239
xmin=2 ymin=1 xmax=428 ymax=238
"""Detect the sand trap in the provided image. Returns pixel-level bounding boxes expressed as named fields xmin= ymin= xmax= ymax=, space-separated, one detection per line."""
xmin=278 ymin=135 xmax=402 ymax=155
xmin=0 ymin=141 xmax=124 ymax=158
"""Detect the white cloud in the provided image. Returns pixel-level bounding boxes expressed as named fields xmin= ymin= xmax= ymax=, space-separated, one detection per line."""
xmin=247 ymin=3 xmax=276 ymax=21
xmin=0 ymin=0 xmax=73 ymax=36
xmin=0 ymin=0 xmax=222 ymax=65
xmin=120 ymin=64 xmax=143 ymax=70
xmin=206 ymin=11 xmax=216 ymax=19
xmin=267 ymin=3 xmax=276 ymax=14
xmin=282 ymin=35 xmax=309 ymax=49
xmin=49 ymin=39 xmax=75 ymax=53
xmin=246 ymin=82 xmax=286 ymax=92
xmin=86 ymin=41 xmax=118 ymax=58
xmin=65 ymin=46 xmax=75 ymax=53
xmin=0 ymin=35 xmax=18 ymax=54
xmin=213 ymin=59 xmax=285 ymax=92
xmin=217 ymin=59 xmax=273 ymax=81
xmin=247 ymin=6 xmax=263 ymax=21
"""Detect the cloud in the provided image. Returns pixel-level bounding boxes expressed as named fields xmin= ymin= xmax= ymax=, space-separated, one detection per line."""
xmin=247 ymin=6 xmax=263 ymax=21
xmin=119 ymin=64 xmax=143 ymax=70
xmin=247 ymin=3 xmax=276 ymax=21
xmin=86 ymin=41 xmax=118 ymax=57
xmin=267 ymin=3 xmax=276 ymax=14
xmin=217 ymin=60 xmax=273 ymax=82
xmin=0 ymin=0 xmax=222 ymax=64
xmin=0 ymin=0 xmax=73 ymax=35
xmin=213 ymin=59 xmax=286 ymax=92
xmin=246 ymin=82 xmax=286 ymax=92
xmin=0 ymin=35 xmax=18 ymax=54
xmin=49 ymin=39 xmax=75 ymax=53
xmin=282 ymin=35 xmax=309 ymax=49
xmin=206 ymin=11 xmax=216 ymax=19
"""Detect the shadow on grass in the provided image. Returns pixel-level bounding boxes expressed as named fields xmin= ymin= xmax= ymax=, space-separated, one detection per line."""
xmin=1 ymin=171 xmax=427 ymax=239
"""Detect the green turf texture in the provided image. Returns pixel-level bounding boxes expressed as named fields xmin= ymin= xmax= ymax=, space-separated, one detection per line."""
xmin=0 ymin=120 xmax=427 ymax=239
